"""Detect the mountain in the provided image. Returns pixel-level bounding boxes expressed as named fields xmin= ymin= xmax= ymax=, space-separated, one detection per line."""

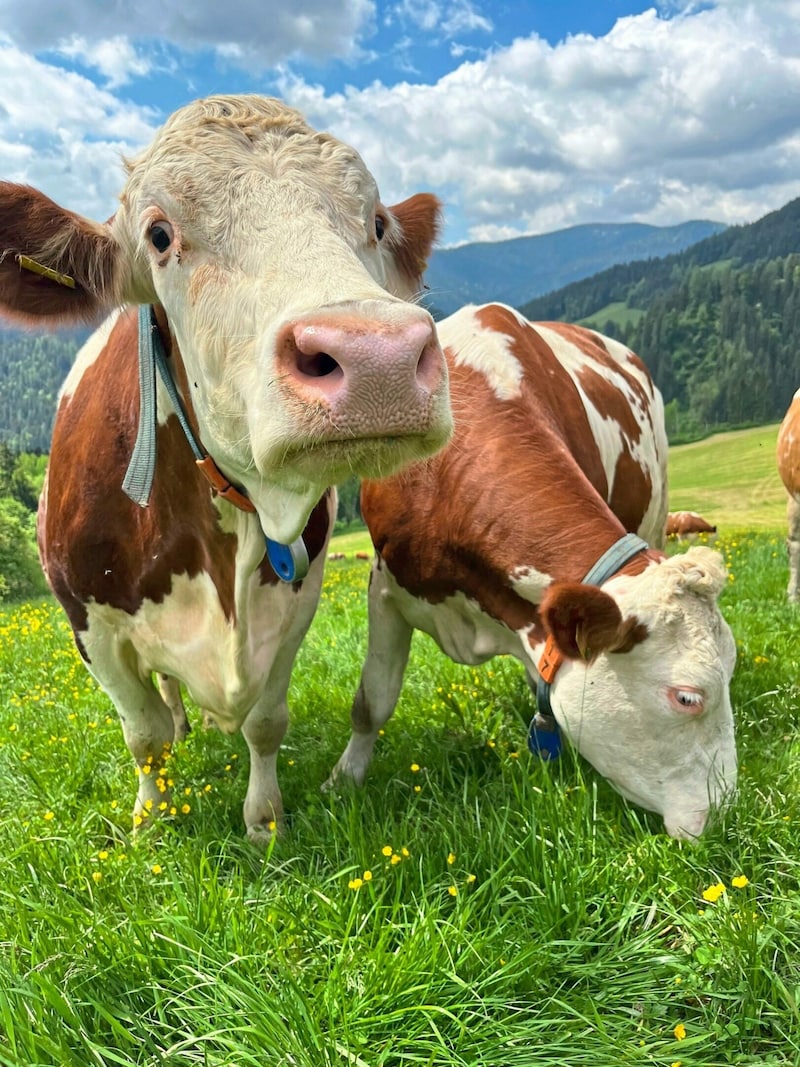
xmin=425 ymin=219 xmax=726 ymax=316
xmin=518 ymin=197 xmax=800 ymax=441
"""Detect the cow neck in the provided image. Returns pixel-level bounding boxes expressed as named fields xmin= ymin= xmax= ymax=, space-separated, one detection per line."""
xmin=528 ymin=532 xmax=650 ymax=761
xmin=122 ymin=304 xmax=309 ymax=583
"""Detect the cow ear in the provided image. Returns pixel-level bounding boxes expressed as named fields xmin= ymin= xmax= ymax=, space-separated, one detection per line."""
xmin=0 ymin=182 xmax=123 ymax=327
xmin=384 ymin=192 xmax=442 ymax=299
xmin=539 ymin=580 xmax=649 ymax=661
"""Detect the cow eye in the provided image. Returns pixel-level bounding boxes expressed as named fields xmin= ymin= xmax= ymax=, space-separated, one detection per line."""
xmin=149 ymin=222 xmax=174 ymax=254
xmin=667 ymin=686 xmax=705 ymax=715
xmin=375 ymin=215 xmax=386 ymax=241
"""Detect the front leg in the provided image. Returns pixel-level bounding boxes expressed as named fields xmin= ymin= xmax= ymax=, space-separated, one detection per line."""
xmin=787 ymin=495 xmax=800 ymax=603
xmin=326 ymin=561 xmax=413 ymax=788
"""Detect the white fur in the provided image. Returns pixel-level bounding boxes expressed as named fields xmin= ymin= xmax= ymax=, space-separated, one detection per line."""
xmin=438 ymin=306 xmax=525 ymax=400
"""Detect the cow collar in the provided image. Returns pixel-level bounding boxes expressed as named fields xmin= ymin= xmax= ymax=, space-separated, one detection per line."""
xmin=122 ymin=304 xmax=309 ymax=583
xmin=528 ymin=532 xmax=650 ymax=760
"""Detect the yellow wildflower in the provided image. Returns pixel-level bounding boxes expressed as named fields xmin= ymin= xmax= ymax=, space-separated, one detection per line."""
xmin=731 ymin=875 xmax=749 ymax=889
xmin=448 ymin=885 xmax=457 ymax=897
xmin=466 ymin=873 xmax=476 ymax=884
xmin=348 ymin=877 xmax=363 ymax=891
xmin=151 ymin=864 xmax=163 ymax=875
xmin=363 ymin=870 xmax=373 ymax=882
xmin=447 ymin=852 xmax=456 ymax=865
xmin=382 ymin=845 xmax=393 ymax=857
xmin=390 ymin=853 xmax=402 ymax=865
xmin=181 ymin=804 xmax=191 ymax=815
xmin=98 ymin=850 xmax=109 ymax=861
xmin=702 ymin=881 xmax=726 ymax=903
xmin=92 ymin=871 xmax=102 ymax=884
xmin=673 ymin=1022 xmax=686 ymax=1041
xmin=43 ymin=811 xmax=55 ymax=821
xmin=410 ymin=763 xmax=420 ymax=772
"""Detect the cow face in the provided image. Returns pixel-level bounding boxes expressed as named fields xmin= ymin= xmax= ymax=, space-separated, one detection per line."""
xmin=0 ymin=95 xmax=452 ymax=542
xmin=539 ymin=547 xmax=737 ymax=840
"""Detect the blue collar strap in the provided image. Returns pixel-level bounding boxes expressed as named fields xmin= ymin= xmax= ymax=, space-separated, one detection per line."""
xmin=528 ymin=532 xmax=649 ymax=760
xmin=123 ymin=305 xmax=308 ymax=583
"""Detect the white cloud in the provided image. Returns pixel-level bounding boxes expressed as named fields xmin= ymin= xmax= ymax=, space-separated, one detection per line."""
xmin=57 ymin=35 xmax=152 ymax=88
xmin=280 ymin=1 xmax=800 ymax=242
xmin=0 ymin=38 xmax=157 ymax=220
xmin=0 ymin=0 xmax=376 ymax=67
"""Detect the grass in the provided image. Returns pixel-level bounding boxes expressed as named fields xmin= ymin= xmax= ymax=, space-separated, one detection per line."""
xmin=0 ymin=527 xmax=799 ymax=1065
xmin=667 ymin=424 xmax=785 ymax=530
xmin=579 ymin=302 xmax=646 ymax=330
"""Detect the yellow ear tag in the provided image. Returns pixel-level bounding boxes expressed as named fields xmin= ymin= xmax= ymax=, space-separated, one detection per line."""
xmin=16 ymin=254 xmax=75 ymax=289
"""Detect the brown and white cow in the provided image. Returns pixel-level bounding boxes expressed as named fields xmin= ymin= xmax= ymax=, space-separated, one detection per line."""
xmin=0 ymin=95 xmax=452 ymax=845
xmin=777 ymin=388 xmax=800 ymax=602
xmin=666 ymin=511 xmax=717 ymax=538
xmin=329 ymin=303 xmax=737 ymax=840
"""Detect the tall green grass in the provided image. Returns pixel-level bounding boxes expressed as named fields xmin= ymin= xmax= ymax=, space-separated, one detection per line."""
xmin=0 ymin=531 xmax=798 ymax=1065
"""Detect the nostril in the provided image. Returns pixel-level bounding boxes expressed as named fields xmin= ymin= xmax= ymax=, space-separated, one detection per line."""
xmin=415 ymin=337 xmax=444 ymax=392
xmin=296 ymin=350 xmax=341 ymax=379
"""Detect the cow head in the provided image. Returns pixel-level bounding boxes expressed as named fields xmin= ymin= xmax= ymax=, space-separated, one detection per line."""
xmin=538 ymin=546 xmax=737 ymax=839
xmin=0 ymin=95 xmax=452 ymax=541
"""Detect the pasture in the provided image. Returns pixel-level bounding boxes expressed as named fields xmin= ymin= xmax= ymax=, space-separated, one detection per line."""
xmin=0 ymin=422 xmax=798 ymax=1066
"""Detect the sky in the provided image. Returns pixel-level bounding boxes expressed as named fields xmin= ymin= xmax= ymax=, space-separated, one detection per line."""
xmin=2 ymin=0 xmax=800 ymax=246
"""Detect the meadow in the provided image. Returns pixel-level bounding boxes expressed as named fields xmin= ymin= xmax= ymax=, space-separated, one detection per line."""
xmin=0 ymin=429 xmax=798 ymax=1065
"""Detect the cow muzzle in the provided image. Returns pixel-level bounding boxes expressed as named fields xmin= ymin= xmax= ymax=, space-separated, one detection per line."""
xmin=276 ymin=308 xmax=448 ymax=442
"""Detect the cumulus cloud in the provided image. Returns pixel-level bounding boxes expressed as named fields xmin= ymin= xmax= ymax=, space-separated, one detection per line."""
xmin=57 ymin=35 xmax=152 ymax=88
xmin=279 ymin=1 xmax=800 ymax=242
xmin=0 ymin=0 xmax=376 ymax=66
xmin=0 ymin=38 xmax=157 ymax=219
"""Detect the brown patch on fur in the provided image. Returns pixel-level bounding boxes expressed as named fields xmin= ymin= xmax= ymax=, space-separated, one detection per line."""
xmin=609 ymin=447 xmax=653 ymax=534
xmin=0 ymin=182 xmax=121 ymax=326
xmin=777 ymin=393 xmax=800 ymax=497
xmin=539 ymin=581 xmax=649 ymax=661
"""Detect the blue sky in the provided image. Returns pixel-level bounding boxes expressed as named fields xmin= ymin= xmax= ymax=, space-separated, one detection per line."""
xmin=1 ymin=0 xmax=798 ymax=245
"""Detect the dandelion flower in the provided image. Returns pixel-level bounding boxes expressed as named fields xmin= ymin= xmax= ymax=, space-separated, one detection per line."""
xmin=702 ymin=881 xmax=726 ymax=903
xmin=732 ymin=875 xmax=749 ymax=889
xmin=410 ymin=763 xmax=420 ymax=773
xmin=382 ymin=845 xmax=393 ymax=857
xmin=673 ymin=1023 xmax=686 ymax=1041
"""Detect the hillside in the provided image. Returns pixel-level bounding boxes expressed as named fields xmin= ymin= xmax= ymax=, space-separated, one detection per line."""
xmin=520 ymin=197 xmax=800 ymax=440
xmin=425 ymin=219 xmax=724 ymax=316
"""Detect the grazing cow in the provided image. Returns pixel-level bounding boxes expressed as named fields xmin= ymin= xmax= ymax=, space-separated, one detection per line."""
xmin=666 ymin=511 xmax=717 ymax=538
xmin=329 ymin=303 xmax=737 ymax=840
xmin=777 ymin=388 xmax=800 ymax=602
xmin=0 ymin=95 xmax=452 ymax=845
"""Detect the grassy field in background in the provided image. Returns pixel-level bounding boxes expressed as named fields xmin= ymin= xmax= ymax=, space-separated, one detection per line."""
xmin=667 ymin=424 xmax=785 ymax=531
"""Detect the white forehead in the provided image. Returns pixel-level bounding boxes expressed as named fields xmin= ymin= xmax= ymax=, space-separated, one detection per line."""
xmin=119 ymin=95 xmax=377 ymax=242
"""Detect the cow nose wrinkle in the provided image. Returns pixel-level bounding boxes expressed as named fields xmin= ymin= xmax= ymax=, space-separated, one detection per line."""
xmin=415 ymin=331 xmax=443 ymax=394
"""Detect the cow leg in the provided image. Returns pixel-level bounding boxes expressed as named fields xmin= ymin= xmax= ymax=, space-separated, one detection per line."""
xmin=788 ymin=495 xmax=800 ymax=603
xmin=157 ymin=674 xmax=191 ymax=743
xmin=83 ymin=648 xmax=177 ymax=823
xmin=326 ymin=566 xmax=413 ymax=788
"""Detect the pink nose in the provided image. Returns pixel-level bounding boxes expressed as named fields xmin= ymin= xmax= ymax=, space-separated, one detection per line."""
xmin=277 ymin=312 xmax=445 ymax=423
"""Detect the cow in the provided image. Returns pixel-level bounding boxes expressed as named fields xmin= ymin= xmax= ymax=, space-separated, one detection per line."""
xmin=0 ymin=95 xmax=453 ymax=846
xmin=777 ymin=388 xmax=800 ymax=602
xmin=328 ymin=303 xmax=737 ymax=840
xmin=666 ymin=511 xmax=717 ymax=538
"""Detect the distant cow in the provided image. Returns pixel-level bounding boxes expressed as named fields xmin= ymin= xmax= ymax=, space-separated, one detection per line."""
xmin=329 ymin=304 xmax=737 ymax=840
xmin=777 ymin=388 xmax=800 ymax=602
xmin=0 ymin=95 xmax=452 ymax=845
xmin=666 ymin=511 xmax=717 ymax=538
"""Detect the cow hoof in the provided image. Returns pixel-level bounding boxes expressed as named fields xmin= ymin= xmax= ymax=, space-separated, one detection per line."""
xmin=247 ymin=821 xmax=279 ymax=849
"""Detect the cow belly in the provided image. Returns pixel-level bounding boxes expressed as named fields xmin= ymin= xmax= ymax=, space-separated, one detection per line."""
xmin=82 ymin=570 xmax=311 ymax=730
xmin=387 ymin=574 xmax=518 ymax=665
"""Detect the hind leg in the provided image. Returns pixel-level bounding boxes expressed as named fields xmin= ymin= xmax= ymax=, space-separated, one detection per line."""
xmin=157 ymin=674 xmax=191 ymax=743
xmin=787 ymin=495 xmax=800 ymax=603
